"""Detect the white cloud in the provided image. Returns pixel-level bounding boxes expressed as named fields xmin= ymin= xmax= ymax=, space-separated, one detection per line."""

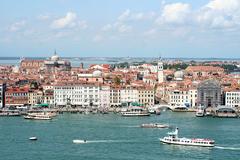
xmin=118 ymin=9 xmax=156 ymax=22
xmin=51 ymin=12 xmax=88 ymax=30
xmin=196 ymin=0 xmax=240 ymax=29
xmin=154 ymin=0 xmax=240 ymax=30
xmin=118 ymin=9 xmax=131 ymax=21
xmin=206 ymin=0 xmax=240 ymax=13
xmin=51 ymin=12 xmax=77 ymax=29
xmin=8 ymin=20 xmax=26 ymax=32
xmin=156 ymin=3 xmax=191 ymax=25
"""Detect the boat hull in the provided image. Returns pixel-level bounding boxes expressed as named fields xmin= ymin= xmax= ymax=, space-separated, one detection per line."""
xmin=159 ymin=139 xmax=214 ymax=147
xmin=73 ymin=140 xmax=87 ymax=144
xmin=121 ymin=113 xmax=150 ymax=117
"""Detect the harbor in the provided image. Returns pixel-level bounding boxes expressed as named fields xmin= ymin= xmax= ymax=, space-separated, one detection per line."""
xmin=0 ymin=111 xmax=239 ymax=160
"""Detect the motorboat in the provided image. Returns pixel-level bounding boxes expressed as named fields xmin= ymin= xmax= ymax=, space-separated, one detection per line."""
xmin=160 ymin=128 xmax=215 ymax=147
xmin=195 ymin=107 xmax=204 ymax=117
xmin=121 ymin=106 xmax=150 ymax=117
xmin=73 ymin=139 xmax=87 ymax=144
xmin=29 ymin=137 xmax=37 ymax=141
xmin=141 ymin=123 xmax=169 ymax=128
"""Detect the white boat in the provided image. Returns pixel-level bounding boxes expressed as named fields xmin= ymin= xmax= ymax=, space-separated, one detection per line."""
xmin=33 ymin=114 xmax=52 ymax=120
xmin=141 ymin=123 xmax=169 ymax=128
xmin=24 ymin=114 xmax=52 ymax=120
xmin=196 ymin=107 xmax=204 ymax=117
xmin=73 ymin=139 xmax=87 ymax=144
xmin=121 ymin=106 xmax=150 ymax=117
xmin=159 ymin=128 xmax=215 ymax=147
xmin=29 ymin=137 xmax=37 ymax=140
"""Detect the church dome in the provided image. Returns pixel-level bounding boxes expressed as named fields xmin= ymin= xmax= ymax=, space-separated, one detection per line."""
xmin=51 ymin=51 xmax=60 ymax=61
xmin=174 ymin=70 xmax=184 ymax=79
xmin=92 ymin=70 xmax=102 ymax=77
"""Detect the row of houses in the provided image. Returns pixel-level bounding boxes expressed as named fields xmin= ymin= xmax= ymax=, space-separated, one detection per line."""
xmin=54 ymin=83 xmax=154 ymax=108
xmin=0 ymin=82 xmax=154 ymax=108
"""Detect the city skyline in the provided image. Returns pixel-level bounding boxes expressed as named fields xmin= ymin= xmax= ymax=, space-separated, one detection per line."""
xmin=1 ymin=0 xmax=240 ymax=58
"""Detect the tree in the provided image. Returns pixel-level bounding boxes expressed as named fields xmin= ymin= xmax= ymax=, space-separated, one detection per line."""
xmin=113 ymin=76 xmax=121 ymax=85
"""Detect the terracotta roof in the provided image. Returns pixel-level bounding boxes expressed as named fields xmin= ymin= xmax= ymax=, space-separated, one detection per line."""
xmin=186 ymin=66 xmax=224 ymax=72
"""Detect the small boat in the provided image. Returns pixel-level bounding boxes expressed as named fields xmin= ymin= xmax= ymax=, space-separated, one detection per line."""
xmin=205 ymin=111 xmax=213 ymax=116
xmin=141 ymin=123 xmax=169 ymax=128
xmin=196 ymin=107 xmax=204 ymax=117
xmin=73 ymin=139 xmax=87 ymax=144
xmin=159 ymin=128 xmax=215 ymax=147
xmin=155 ymin=109 xmax=161 ymax=115
xmin=29 ymin=137 xmax=37 ymax=141
xmin=172 ymin=106 xmax=189 ymax=112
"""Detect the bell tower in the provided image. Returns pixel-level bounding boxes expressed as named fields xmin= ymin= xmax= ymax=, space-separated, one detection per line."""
xmin=157 ymin=57 xmax=164 ymax=83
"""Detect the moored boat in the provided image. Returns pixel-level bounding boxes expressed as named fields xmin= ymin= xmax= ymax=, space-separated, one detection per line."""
xmin=0 ymin=110 xmax=21 ymax=116
xmin=121 ymin=106 xmax=150 ymax=117
xmin=195 ymin=107 xmax=204 ymax=117
xmin=24 ymin=113 xmax=52 ymax=120
xmin=159 ymin=128 xmax=215 ymax=147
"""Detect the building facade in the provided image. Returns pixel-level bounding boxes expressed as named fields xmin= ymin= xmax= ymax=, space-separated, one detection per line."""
xmin=168 ymin=89 xmax=197 ymax=108
xmin=225 ymin=91 xmax=240 ymax=108
xmin=120 ymin=86 xmax=138 ymax=105
xmin=110 ymin=87 xmax=121 ymax=107
xmin=197 ymin=79 xmax=221 ymax=108
xmin=0 ymin=83 xmax=6 ymax=108
xmin=54 ymin=83 xmax=100 ymax=108
xmin=99 ymin=86 xmax=110 ymax=108
xmin=138 ymin=87 xmax=155 ymax=107
xmin=5 ymin=87 xmax=29 ymax=107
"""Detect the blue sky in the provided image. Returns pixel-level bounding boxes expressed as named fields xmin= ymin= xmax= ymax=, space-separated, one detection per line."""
xmin=0 ymin=0 xmax=240 ymax=58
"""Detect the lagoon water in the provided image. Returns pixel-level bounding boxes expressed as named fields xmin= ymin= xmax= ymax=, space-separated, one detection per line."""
xmin=0 ymin=112 xmax=240 ymax=160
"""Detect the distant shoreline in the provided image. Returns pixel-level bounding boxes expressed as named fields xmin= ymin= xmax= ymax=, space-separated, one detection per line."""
xmin=0 ymin=57 xmax=240 ymax=61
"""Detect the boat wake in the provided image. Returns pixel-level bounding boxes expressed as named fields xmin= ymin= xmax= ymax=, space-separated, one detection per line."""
xmin=87 ymin=140 xmax=131 ymax=143
xmin=215 ymin=146 xmax=240 ymax=151
xmin=73 ymin=139 xmax=133 ymax=144
xmin=119 ymin=125 xmax=139 ymax=128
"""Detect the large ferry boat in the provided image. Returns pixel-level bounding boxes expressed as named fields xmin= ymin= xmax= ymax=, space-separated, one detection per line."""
xmin=159 ymin=128 xmax=215 ymax=147
xmin=121 ymin=106 xmax=150 ymax=117
xmin=24 ymin=112 xmax=52 ymax=120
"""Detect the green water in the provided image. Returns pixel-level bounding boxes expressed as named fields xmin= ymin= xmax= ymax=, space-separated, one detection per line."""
xmin=0 ymin=112 xmax=239 ymax=160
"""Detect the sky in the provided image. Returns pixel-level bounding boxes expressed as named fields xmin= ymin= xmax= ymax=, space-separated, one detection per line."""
xmin=0 ymin=0 xmax=240 ymax=58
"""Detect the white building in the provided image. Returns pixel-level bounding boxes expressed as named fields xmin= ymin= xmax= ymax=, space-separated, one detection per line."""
xmin=138 ymin=87 xmax=155 ymax=107
xmin=99 ymin=85 xmax=110 ymax=108
xmin=142 ymin=64 xmax=158 ymax=73
xmin=120 ymin=86 xmax=138 ymax=105
xmin=168 ymin=88 xmax=197 ymax=108
xmin=225 ymin=91 xmax=240 ymax=107
xmin=0 ymin=83 xmax=6 ymax=108
xmin=110 ymin=87 xmax=121 ymax=107
xmin=54 ymin=83 xmax=100 ymax=108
